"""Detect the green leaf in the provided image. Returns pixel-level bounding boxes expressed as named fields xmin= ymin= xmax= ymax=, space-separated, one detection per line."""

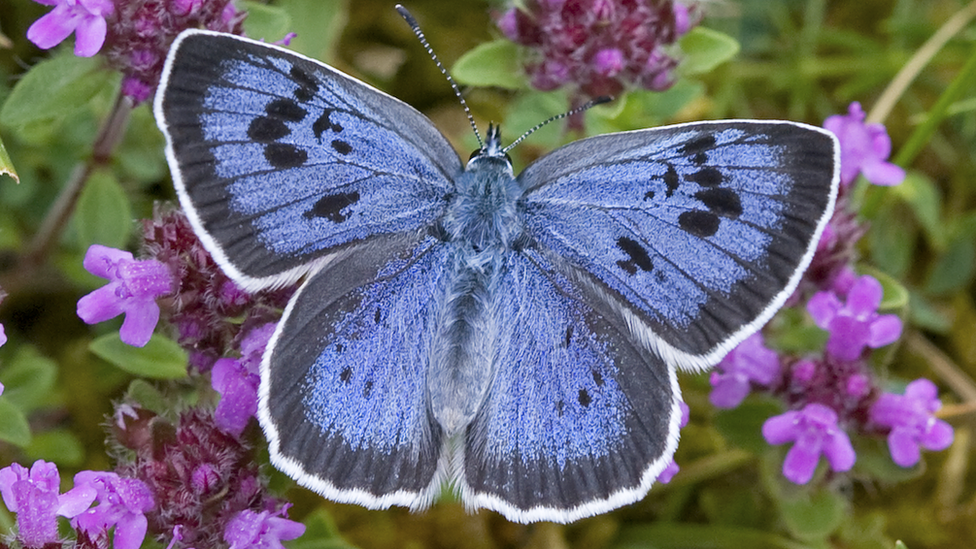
xmin=0 ymin=53 xmax=114 ymax=129
xmin=923 ymin=229 xmax=976 ymax=296
xmin=778 ymin=488 xmax=847 ymax=542
xmin=89 ymin=333 xmax=189 ymax=379
xmin=452 ymin=39 xmax=525 ymax=89
xmin=890 ymin=171 xmax=944 ymax=248
xmin=868 ymin=201 xmax=916 ymax=278
xmin=125 ymin=379 xmax=169 ymax=415
xmin=0 ymin=399 xmax=32 ymax=447
xmin=277 ymin=0 xmax=347 ymax=61
xmin=74 ymin=169 xmax=133 ymax=250
xmin=678 ymin=27 xmax=740 ymax=76
xmin=860 ymin=268 xmax=910 ymax=312
xmin=713 ymin=398 xmax=783 ymax=454
xmin=0 ymin=133 xmax=19 ymax=183
xmin=0 ymin=346 xmax=58 ymax=413
xmin=241 ymin=0 xmax=294 ymax=42
xmin=25 ymin=429 xmax=85 ymax=467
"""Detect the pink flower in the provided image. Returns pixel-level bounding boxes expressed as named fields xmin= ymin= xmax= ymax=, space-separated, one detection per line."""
xmin=824 ymin=102 xmax=905 ymax=187
xmin=224 ymin=509 xmax=305 ymax=549
xmin=763 ymin=403 xmax=856 ymax=484
xmin=709 ymin=333 xmax=780 ymax=408
xmin=0 ymin=461 xmax=97 ymax=548
xmin=869 ymin=379 xmax=954 ymax=467
xmin=807 ymin=275 xmax=902 ymax=362
xmin=27 ymin=0 xmax=114 ymax=57
xmin=77 ymin=245 xmax=175 ymax=347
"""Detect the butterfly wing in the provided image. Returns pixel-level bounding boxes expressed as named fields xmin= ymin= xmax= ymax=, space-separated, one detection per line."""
xmin=459 ymin=248 xmax=682 ymax=523
xmin=260 ymin=231 xmax=452 ymax=508
xmin=519 ymin=121 xmax=839 ymax=369
xmin=154 ymin=30 xmax=460 ymax=290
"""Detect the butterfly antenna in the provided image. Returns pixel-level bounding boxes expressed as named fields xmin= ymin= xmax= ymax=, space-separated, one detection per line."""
xmin=502 ymin=96 xmax=613 ymax=154
xmin=396 ymin=4 xmax=483 ymax=148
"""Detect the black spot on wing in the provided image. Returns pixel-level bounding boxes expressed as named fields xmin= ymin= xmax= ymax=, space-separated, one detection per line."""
xmin=264 ymin=143 xmax=307 ymax=169
xmin=339 ymin=367 xmax=352 ymax=383
xmin=374 ymin=307 xmax=382 ymax=324
xmin=687 ymin=166 xmax=723 ymax=187
xmin=265 ymin=98 xmax=306 ymax=122
xmin=313 ymin=109 xmax=343 ymax=139
xmin=643 ymin=190 xmax=655 ymax=201
xmin=306 ymin=191 xmax=360 ymax=222
xmin=592 ymin=370 xmax=604 ymax=386
xmin=695 ymin=188 xmax=742 ymax=218
xmin=664 ymin=165 xmax=679 ymax=197
xmin=363 ymin=380 xmax=373 ymax=398
xmin=564 ymin=325 xmax=573 ymax=347
xmin=615 ymin=236 xmax=654 ymax=275
xmin=578 ymin=389 xmax=591 ymax=407
xmin=248 ymin=117 xmax=289 ymax=142
xmin=679 ymin=210 xmax=719 ymax=237
xmin=680 ymin=133 xmax=716 ymax=157
xmin=290 ymin=66 xmax=319 ymax=102
xmin=331 ymin=140 xmax=353 ymax=155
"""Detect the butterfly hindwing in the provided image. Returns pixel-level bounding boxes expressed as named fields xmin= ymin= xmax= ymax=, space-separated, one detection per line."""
xmin=155 ymin=31 xmax=460 ymax=290
xmin=460 ymin=248 xmax=682 ymax=523
xmin=520 ymin=121 xmax=839 ymax=368
xmin=259 ymin=231 xmax=451 ymax=508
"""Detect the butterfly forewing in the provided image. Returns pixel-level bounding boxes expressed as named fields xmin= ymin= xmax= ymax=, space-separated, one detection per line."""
xmin=519 ymin=121 xmax=839 ymax=369
xmin=260 ymin=232 xmax=450 ymax=508
xmin=460 ymin=249 xmax=681 ymax=523
xmin=155 ymin=30 xmax=461 ymax=290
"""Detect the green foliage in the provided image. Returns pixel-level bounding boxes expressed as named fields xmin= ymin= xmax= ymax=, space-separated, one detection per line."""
xmin=89 ymin=333 xmax=189 ymax=380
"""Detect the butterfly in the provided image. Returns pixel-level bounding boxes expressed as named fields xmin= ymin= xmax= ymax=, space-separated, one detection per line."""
xmin=154 ymin=17 xmax=839 ymax=524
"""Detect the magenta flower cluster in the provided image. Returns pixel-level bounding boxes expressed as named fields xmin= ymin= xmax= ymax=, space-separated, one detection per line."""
xmin=497 ymin=0 xmax=698 ymax=100
xmin=706 ymin=102 xmax=953 ymax=485
xmin=27 ymin=0 xmax=246 ymax=103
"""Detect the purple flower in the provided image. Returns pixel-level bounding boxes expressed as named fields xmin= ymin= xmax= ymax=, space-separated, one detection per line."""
xmin=657 ymin=401 xmax=690 ymax=483
xmin=763 ymin=403 xmax=856 ymax=484
xmin=496 ymin=0 xmax=696 ymax=104
xmin=0 ymin=322 xmax=6 ymax=347
xmin=27 ymin=0 xmax=114 ymax=57
xmin=869 ymin=378 xmax=954 ymax=467
xmin=72 ymin=472 xmax=155 ymax=549
xmin=77 ymin=244 xmax=174 ymax=347
xmin=224 ymin=509 xmax=306 ymax=549
xmin=213 ymin=323 xmax=276 ymax=436
xmin=807 ymin=275 xmax=902 ymax=362
xmin=709 ymin=333 xmax=780 ymax=408
xmin=0 ymin=460 xmax=97 ymax=548
xmin=824 ymin=102 xmax=905 ymax=187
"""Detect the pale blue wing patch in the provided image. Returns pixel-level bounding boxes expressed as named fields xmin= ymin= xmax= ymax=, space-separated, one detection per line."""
xmin=154 ymin=30 xmax=460 ymax=290
xmin=520 ymin=121 xmax=838 ymax=369
xmin=459 ymin=249 xmax=682 ymax=523
xmin=258 ymin=232 xmax=452 ymax=508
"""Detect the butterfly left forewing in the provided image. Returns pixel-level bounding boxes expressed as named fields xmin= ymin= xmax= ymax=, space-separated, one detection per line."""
xmin=459 ymin=249 xmax=682 ymax=523
xmin=519 ymin=121 xmax=839 ymax=369
xmin=155 ymin=31 xmax=460 ymax=291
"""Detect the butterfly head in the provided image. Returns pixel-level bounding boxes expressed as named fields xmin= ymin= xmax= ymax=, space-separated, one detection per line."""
xmin=466 ymin=123 xmax=513 ymax=174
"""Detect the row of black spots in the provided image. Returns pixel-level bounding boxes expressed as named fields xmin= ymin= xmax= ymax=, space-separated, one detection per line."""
xmin=677 ymin=186 xmax=744 ymax=238
xmin=678 ymin=133 xmax=716 ymax=166
xmin=615 ymin=236 xmax=654 ymax=276
xmin=248 ymin=98 xmax=307 ymax=143
xmin=338 ymin=365 xmax=374 ymax=398
xmin=313 ymin=108 xmax=343 ymax=139
xmin=305 ymin=190 xmax=361 ymax=223
xmin=554 ymin=382 xmax=601 ymax=417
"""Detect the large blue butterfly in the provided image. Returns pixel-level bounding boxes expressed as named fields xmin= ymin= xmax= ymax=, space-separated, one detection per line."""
xmin=154 ymin=26 xmax=839 ymax=523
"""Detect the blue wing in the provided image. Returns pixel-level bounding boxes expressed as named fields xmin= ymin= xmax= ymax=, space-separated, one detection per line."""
xmin=258 ymin=232 xmax=452 ymax=508
xmin=459 ymin=249 xmax=682 ymax=523
xmin=154 ymin=30 xmax=460 ymax=290
xmin=519 ymin=121 xmax=839 ymax=369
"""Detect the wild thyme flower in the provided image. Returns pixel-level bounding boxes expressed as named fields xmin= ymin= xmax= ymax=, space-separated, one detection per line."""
xmin=143 ymin=207 xmax=291 ymax=371
xmin=807 ymin=274 xmax=902 ymax=362
xmin=95 ymin=0 xmax=246 ymax=103
xmin=762 ymin=403 xmax=856 ymax=484
xmin=113 ymin=408 xmax=287 ymax=548
xmin=0 ymin=460 xmax=97 ymax=548
xmin=709 ymin=333 xmax=780 ymax=409
xmin=824 ymin=102 xmax=905 ymax=188
xmin=869 ymin=378 xmax=954 ymax=467
xmin=72 ymin=472 xmax=155 ymax=549
xmin=224 ymin=508 xmax=306 ymax=549
xmin=27 ymin=0 xmax=114 ymax=57
xmin=213 ymin=323 xmax=277 ymax=436
xmin=497 ymin=0 xmax=699 ymax=101
xmin=77 ymin=244 xmax=175 ymax=347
